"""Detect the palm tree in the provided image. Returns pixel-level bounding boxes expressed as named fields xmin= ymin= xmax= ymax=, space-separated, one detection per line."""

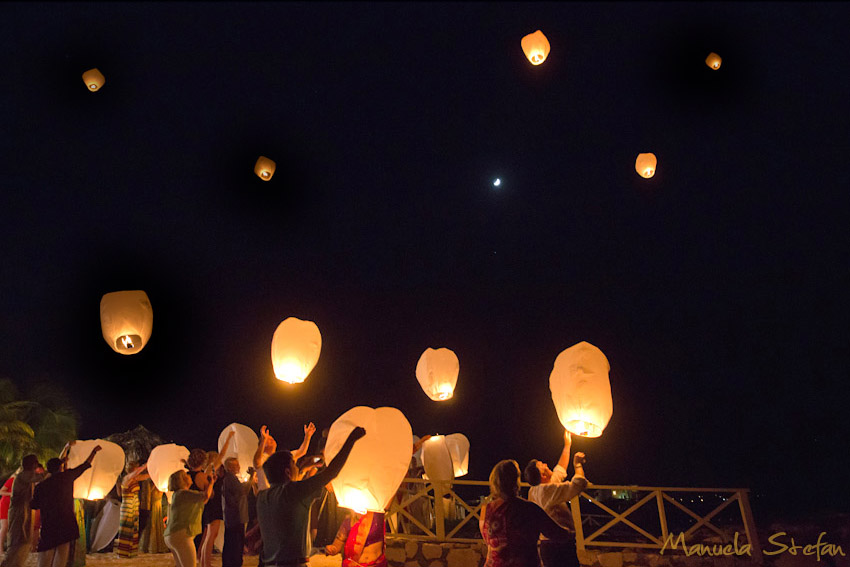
xmin=0 ymin=379 xmax=78 ymax=479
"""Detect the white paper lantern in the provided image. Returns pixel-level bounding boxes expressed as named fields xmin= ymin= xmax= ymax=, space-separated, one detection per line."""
xmin=420 ymin=435 xmax=454 ymax=482
xmin=254 ymin=156 xmax=276 ymax=181
xmin=325 ymin=406 xmax=412 ymax=514
xmin=100 ymin=290 xmax=153 ymax=355
xmin=147 ymin=444 xmax=190 ymax=494
xmin=445 ymin=433 xmax=470 ymax=477
xmin=66 ymin=439 xmax=125 ymax=500
xmin=635 ymin=153 xmax=657 ymax=179
xmin=521 ymin=30 xmax=550 ymax=66
xmin=415 ymin=348 xmax=459 ymax=401
xmin=82 ymin=68 xmax=105 ymax=91
xmin=218 ymin=423 xmax=258 ymax=482
xmin=271 ymin=317 xmax=322 ymax=384
xmin=549 ymin=341 xmax=613 ymax=438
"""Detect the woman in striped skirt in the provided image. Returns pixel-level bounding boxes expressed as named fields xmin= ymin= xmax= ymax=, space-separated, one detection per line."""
xmin=116 ymin=462 xmax=149 ymax=558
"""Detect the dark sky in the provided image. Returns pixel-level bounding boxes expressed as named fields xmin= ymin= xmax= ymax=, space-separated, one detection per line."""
xmin=2 ymin=2 xmax=849 ymax=520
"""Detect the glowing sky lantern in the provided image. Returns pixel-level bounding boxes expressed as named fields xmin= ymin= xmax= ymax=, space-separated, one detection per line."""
xmin=415 ymin=348 xmax=458 ymax=401
xmin=549 ymin=341 xmax=613 ymax=438
xmin=325 ymin=406 xmax=412 ymax=514
xmin=82 ymin=68 xmax=105 ymax=91
xmin=705 ymin=52 xmax=722 ymax=70
xmin=218 ymin=423 xmax=258 ymax=482
xmin=271 ymin=317 xmax=322 ymax=384
xmin=66 ymin=440 xmax=125 ymax=500
xmin=635 ymin=153 xmax=657 ymax=179
xmin=445 ymin=433 xmax=470 ymax=477
xmin=147 ymin=443 xmax=190 ymax=494
xmin=521 ymin=30 xmax=550 ymax=66
xmin=254 ymin=156 xmax=276 ymax=181
xmin=100 ymin=290 xmax=153 ymax=355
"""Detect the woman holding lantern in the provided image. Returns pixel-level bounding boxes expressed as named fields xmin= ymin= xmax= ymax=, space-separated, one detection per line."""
xmin=323 ymin=510 xmax=387 ymax=567
xmin=480 ymin=460 xmax=573 ymax=567
xmin=116 ymin=461 xmax=150 ymax=559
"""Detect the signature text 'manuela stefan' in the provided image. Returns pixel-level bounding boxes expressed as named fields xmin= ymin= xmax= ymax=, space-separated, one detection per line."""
xmin=660 ymin=531 xmax=845 ymax=562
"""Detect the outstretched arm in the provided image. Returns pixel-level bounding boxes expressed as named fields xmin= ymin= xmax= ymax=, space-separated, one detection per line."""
xmin=412 ymin=434 xmax=432 ymax=456
xmin=556 ymin=431 xmax=572 ymax=472
xmin=212 ymin=430 xmax=236 ymax=471
xmin=298 ymin=427 xmax=366 ymax=495
xmin=292 ymin=422 xmax=316 ymax=461
xmin=254 ymin=426 xmax=277 ymax=469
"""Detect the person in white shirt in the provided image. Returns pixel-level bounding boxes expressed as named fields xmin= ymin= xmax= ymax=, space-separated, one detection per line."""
xmin=523 ymin=432 xmax=588 ymax=567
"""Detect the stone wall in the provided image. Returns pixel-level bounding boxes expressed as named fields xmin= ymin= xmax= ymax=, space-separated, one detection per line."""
xmin=386 ymin=539 xmax=849 ymax=567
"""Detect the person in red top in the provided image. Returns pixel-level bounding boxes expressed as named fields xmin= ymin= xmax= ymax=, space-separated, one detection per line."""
xmin=479 ymin=460 xmax=572 ymax=567
xmin=0 ymin=470 xmax=17 ymax=552
xmin=323 ymin=511 xmax=387 ymax=567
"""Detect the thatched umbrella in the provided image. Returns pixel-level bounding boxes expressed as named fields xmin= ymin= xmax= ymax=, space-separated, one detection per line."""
xmin=106 ymin=425 xmax=167 ymax=465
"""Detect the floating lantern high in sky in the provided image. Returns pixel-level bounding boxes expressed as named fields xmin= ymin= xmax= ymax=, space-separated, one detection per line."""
xmin=271 ymin=317 xmax=322 ymax=384
xmin=705 ymin=52 xmax=722 ymax=70
xmin=549 ymin=341 xmax=613 ymax=438
xmin=66 ymin=440 xmax=125 ymax=500
xmin=521 ymin=30 xmax=550 ymax=66
xmin=325 ymin=406 xmax=412 ymax=514
xmin=415 ymin=347 xmax=459 ymax=401
xmin=254 ymin=156 xmax=276 ymax=181
xmin=635 ymin=153 xmax=657 ymax=179
xmin=82 ymin=68 xmax=105 ymax=91
xmin=147 ymin=443 xmax=190 ymax=494
xmin=100 ymin=290 xmax=153 ymax=355
xmin=218 ymin=423 xmax=258 ymax=482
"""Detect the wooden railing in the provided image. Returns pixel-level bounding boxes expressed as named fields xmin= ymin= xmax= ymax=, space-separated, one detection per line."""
xmin=386 ymin=478 xmax=760 ymax=559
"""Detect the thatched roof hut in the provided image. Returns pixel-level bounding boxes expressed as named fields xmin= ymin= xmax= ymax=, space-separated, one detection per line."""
xmin=106 ymin=424 xmax=167 ymax=465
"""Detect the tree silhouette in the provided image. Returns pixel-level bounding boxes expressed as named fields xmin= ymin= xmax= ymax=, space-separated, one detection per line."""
xmin=0 ymin=378 xmax=78 ymax=479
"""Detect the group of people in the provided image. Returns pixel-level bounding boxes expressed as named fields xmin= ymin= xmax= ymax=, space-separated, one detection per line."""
xmin=1 ymin=425 xmax=590 ymax=567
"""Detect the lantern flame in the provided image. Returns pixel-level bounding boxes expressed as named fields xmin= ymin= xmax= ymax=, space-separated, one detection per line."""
xmin=120 ymin=335 xmax=135 ymax=349
xmin=88 ymin=488 xmax=103 ymax=500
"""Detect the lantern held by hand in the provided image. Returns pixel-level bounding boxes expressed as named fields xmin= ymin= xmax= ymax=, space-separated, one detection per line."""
xmin=325 ymin=406 xmax=412 ymax=513
xmin=549 ymin=341 xmax=613 ymax=438
xmin=67 ymin=440 xmax=125 ymax=500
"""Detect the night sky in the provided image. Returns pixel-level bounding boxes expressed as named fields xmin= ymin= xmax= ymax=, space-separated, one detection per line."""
xmin=2 ymin=3 xmax=849 ymax=520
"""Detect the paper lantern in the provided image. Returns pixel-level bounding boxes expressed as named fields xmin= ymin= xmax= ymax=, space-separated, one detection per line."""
xmin=415 ymin=348 xmax=458 ymax=401
xmin=420 ymin=435 xmax=454 ymax=482
xmin=325 ymin=406 xmax=412 ymax=514
xmin=82 ymin=68 xmax=105 ymax=91
xmin=218 ymin=423 xmax=258 ymax=482
xmin=254 ymin=156 xmax=276 ymax=181
xmin=705 ymin=52 xmax=722 ymax=70
xmin=445 ymin=433 xmax=470 ymax=477
xmin=271 ymin=317 xmax=322 ymax=384
xmin=635 ymin=153 xmax=657 ymax=179
xmin=521 ymin=30 xmax=550 ymax=66
xmin=66 ymin=440 xmax=125 ymax=500
xmin=100 ymin=290 xmax=153 ymax=355
xmin=147 ymin=444 xmax=190 ymax=494
xmin=549 ymin=341 xmax=613 ymax=438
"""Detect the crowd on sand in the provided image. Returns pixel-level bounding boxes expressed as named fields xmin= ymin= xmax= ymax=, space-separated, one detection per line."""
xmin=0 ymin=423 xmax=589 ymax=567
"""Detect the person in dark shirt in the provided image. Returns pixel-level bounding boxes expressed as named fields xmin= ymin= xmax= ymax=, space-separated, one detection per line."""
xmin=31 ymin=443 xmax=102 ymax=567
xmin=221 ymin=457 xmax=252 ymax=567
xmin=257 ymin=426 xmax=366 ymax=567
